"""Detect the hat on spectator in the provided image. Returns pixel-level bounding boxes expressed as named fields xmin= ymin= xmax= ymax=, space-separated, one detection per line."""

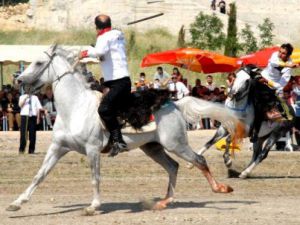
xmin=220 ymin=85 xmax=226 ymax=88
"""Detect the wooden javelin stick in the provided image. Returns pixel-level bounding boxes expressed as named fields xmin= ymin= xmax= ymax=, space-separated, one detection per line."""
xmin=127 ymin=13 xmax=164 ymax=25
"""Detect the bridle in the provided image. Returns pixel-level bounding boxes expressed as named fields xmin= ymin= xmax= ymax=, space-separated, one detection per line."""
xmin=29 ymin=50 xmax=76 ymax=92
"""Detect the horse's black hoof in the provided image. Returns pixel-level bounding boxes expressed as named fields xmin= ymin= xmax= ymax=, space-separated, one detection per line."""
xmin=227 ymin=168 xmax=240 ymax=178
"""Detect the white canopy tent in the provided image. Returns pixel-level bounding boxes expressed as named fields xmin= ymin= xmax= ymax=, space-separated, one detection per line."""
xmin=0 ymin=45 xmax=99 ymax=89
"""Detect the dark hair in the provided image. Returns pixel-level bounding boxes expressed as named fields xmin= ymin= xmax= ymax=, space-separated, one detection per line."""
xmin=281 ymin=43 xmax=294 ymax=56
xmin=95 ymin=15 xmax=111 ymax=30
xmin=206 ymin=75 xmax=212 ymax=79
xmin=140 ymin=72 xmax=146 ymax=77
xmin=173 ymin=67 xmax=180 ymax=74
xmin=157 ymin=66 xmax=163 ymax=71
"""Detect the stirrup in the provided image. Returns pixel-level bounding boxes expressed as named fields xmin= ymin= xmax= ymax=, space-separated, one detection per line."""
xmin=108 ymin=141 xmax=128 ymax=157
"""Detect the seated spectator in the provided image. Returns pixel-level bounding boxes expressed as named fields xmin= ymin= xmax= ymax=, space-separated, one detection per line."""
xmin=192 ymin=79 xmax=209 ymax=99
xmin=218 ymin=85 xmax=227 ymax=103
xmin=218 ymin=0 xmax=226 ymax=14
xmin=205 ymin=75 xmax=216 ymax=93
xmin=136 ymin=77 xmax=149 ymax=92
xmin=226 ymin=72 xmax=236 ymax=92
xmin=168 ymin=75 xmax=189 ymax=101
xmin=136 ymin=72 xmax=149 ymax=90
xmin=3 ymin=92 xmax=21 ymax=131
xmin=153 ymin=78 xmax=161 ymax=89
xmin=172 ymin=67 xmax=183 ymax=82
xmin=42 ymin=86 xmax=56 ymax=129
xmin=153 ymin=66 xmax=170 ymax=88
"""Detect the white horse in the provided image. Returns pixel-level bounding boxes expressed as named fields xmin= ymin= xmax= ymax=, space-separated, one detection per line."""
xmin=7 ymin=45 xmax=243 ymax=213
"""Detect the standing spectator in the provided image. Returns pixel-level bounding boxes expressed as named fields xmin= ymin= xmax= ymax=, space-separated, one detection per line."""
xmin=42 ymin=86 xmax=56 ymax=130
xmin=192 ymin=79 xmax=209 ymax=99
xmin=18 ymin=87 xmax=43 ymax=154
xmin=153 ymin=66 xmax=170 ymax=88
xmin=211 ymin=0 xmax=216 ymax=10
xmin=168 ymin=75 xmax=189 ymax=101
xmin=218 ymin=0 xmax=226 ymax=14
xmin=205 ymin=75 xmax=216 ymax=92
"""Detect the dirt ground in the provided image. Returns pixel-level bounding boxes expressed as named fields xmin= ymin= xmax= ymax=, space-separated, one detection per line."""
xmin=0 ymin=130 xmax=299 ymax=225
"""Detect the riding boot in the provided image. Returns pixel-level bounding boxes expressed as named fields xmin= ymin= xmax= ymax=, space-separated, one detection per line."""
xmin=109 ymin=128 xmax=128 ymax=157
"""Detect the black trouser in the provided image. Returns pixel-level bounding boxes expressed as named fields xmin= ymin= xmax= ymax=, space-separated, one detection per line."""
xmin=98 ymin=77 xmax=131 ymax=132
xmin=19 ymin=116 xmax=37 ymax=153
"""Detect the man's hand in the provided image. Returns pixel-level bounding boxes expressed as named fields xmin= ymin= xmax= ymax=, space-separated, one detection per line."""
xmin=258 ymin=77 xmax=268 ymax=84
xmin=79 ymin=50 xmax=88 ymax=59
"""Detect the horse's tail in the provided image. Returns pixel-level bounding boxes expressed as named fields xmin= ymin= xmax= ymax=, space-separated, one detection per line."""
xmin=175 ymin=96 xmax=246 ymax=141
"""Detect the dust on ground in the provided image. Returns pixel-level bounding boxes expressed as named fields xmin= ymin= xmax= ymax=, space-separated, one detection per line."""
xmin=0 ymin=130 xmax=299 ymax=225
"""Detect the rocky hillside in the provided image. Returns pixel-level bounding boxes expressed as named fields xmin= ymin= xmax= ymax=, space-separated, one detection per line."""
xmin=1 ymin=0 xmax=300 ymax=44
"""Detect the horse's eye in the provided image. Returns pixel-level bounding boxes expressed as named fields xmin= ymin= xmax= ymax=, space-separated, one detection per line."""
xmin=36 ymin=61 xmax=43 ymax=66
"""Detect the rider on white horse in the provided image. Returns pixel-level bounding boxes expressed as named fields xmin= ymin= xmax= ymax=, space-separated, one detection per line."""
xmin=251 ymin=43 xmax=299 ymax=142
xmin=80 ymin=14 xmax=131 ymax=157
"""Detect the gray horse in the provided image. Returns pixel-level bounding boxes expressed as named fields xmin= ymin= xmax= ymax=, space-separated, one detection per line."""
xmin=7 ymin=45 xmax=242 ymax=213
xmin=189 ymin=67 xmax=294 ymax=179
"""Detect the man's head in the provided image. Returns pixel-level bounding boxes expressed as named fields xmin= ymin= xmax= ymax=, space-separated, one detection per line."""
xmin=94 ymin=14 xmax=111 ymax=31
xmin=157 ymin=66 xmax=163 ymax=75
xmin=206 ymin=75 xmax=213 ymax=84
xmin=171 ymin=75 xmax=178 ymax=83
xmin=195 ymin=78 xmax=201 ymax=86
xmin=140 ymin=72 xmax=146 ymax=79
xmin=279 ymin=43 xmax=294 ymax=62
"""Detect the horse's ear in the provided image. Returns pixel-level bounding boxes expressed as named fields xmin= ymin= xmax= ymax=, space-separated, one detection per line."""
xmin=51 ymin=43 xmax=58 ymax=53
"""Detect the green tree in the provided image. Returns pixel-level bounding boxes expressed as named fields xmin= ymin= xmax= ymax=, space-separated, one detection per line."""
xmin=258 ymin=18 xmax=275 ymax=48
xmin=177 ymin=25 xmax=186 ymax=48
xmin=189 ymin=12 xmax=225 ymax=50
xmin=240 ymin=24 xmax=258 ymax=53
xmin=224 ymin=3 xmax=241 ymax=57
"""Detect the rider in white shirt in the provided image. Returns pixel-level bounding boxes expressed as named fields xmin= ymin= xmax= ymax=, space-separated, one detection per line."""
xmin=80 ymin=14 xmax=131 ymax=157
xmin=251 ymin=43 xmax=299 ymax=141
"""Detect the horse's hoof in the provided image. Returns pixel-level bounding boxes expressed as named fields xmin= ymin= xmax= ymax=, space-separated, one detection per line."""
xmin=152 ymin=201 xmax=167 ymax=210
xmin=224 ymin=159 xmax=232 ymax=168
xmin=227 ymin=169 xmax=240 ymax=178
xmin=239 ymin=172 xmax=248 ymax=179
xmin=214 ymin=183 xmax=234 ymax=193
xmin=187 ymin=163 xmax=194 ymax=169
xmin=83 ymin=206 xmax=95 ymax=216
xmin=6 ymin=204 xmax=21 ymax=211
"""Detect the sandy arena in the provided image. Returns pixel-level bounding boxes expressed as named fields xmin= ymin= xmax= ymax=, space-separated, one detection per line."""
xmin=0 ymin=130 xmax=299 ymax=225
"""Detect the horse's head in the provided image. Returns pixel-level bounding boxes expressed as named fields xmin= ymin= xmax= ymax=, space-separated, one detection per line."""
xmin=17 ymin=44 xmax=77 ymax=93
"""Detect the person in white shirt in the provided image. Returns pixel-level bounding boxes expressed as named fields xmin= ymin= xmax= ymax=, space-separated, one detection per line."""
xmin=153 ymin=66 xmax=170 ymax=88
xmin=251 ymin=43 xmax=299 ymax=141
xmin=18 ymin=87 xmax=42 ymax=154
xmin=80 ymin=14 xmax=131 ymax=157
xmin=168 ymin=75 xmax=189 ymax=101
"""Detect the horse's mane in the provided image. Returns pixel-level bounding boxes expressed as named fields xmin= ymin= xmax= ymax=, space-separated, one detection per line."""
xmin=55 ymin=46 xmax=91 ymax=90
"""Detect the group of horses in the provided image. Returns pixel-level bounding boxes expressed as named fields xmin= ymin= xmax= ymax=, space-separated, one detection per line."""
xmin=5 ymin=45 xmax=294 ymax=214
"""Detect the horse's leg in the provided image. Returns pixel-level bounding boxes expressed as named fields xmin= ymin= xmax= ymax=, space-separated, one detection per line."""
xmin=198 ymin=126 xmax=228 ymax=155
xmin=223 ymin=134 xmax=232 ymax=168
xmin=173 ymin=144 xmax=233 ymax=193
xmin=239 ymin=131 xmax=281 ymax=178
xmin=85 ymin=147 xmax=101 ymax=211
xmin=140 ymin=143 xmax=178 ymax=210
xmin=188 ymin=126 xmax=229 ymax=169
xmin=7 ymin=143 xmax=68 ymax=211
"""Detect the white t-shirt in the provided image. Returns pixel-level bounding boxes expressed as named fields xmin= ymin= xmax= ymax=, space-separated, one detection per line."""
xmin=87 ymin=29 xmax=129 ymax=81
xmin=168 ymin=81 xmax=190 ymax=99
xmin=261 ymin=51 xmax=292 ymax=91
xmin=19 ymin=94 xmax=42 ymax=117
